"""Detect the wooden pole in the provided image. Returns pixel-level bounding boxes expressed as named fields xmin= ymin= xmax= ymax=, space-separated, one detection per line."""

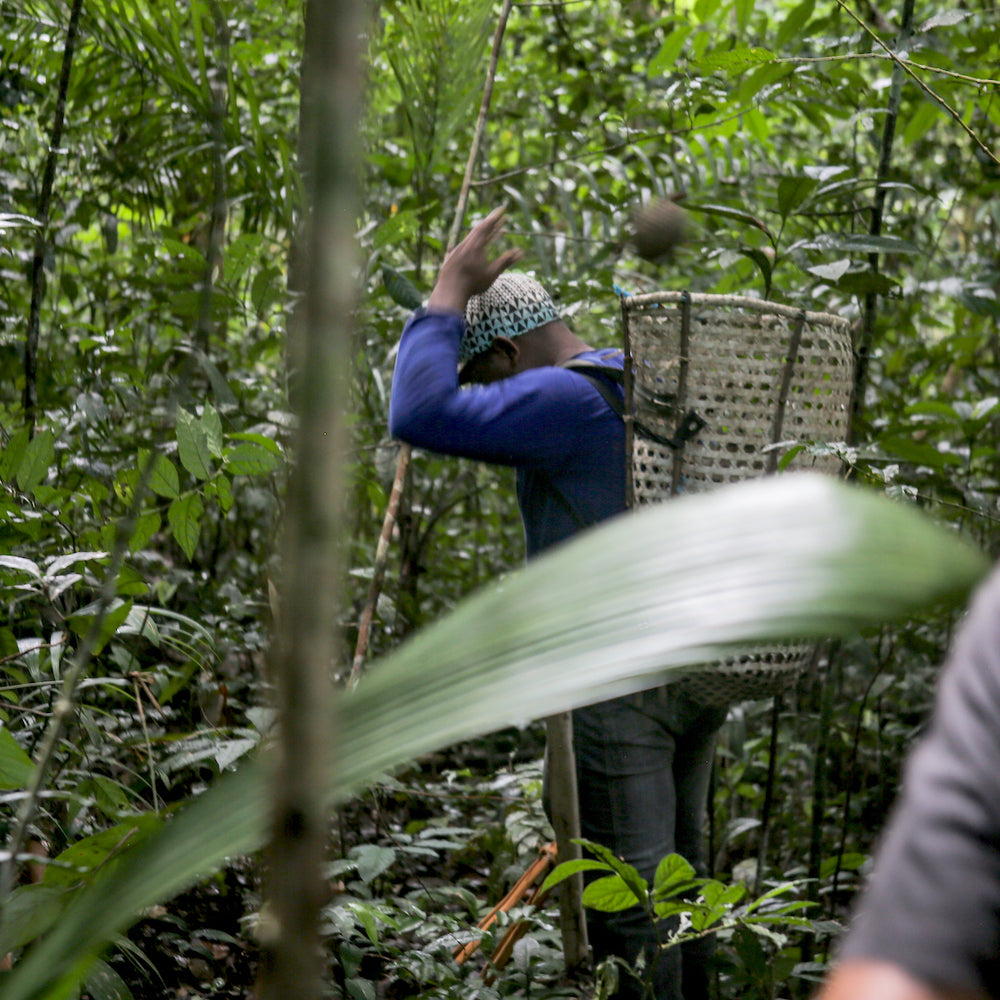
xmin=545 ymin=712 xmax=590 ymax=972
xmin=350 ymin=0 xmax=514 ymax=684
xmin=256 ymin=0 xmax=363 ymax=996
xmin=349 ymin=0 xmax=590 ymax=972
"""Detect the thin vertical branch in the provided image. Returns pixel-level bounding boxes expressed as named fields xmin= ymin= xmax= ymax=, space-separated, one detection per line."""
xmin=350 ymin=1 xmax=515 ymax=685
xmin=754 ymin=693 xmax=782 ymax=897
xmin=850 ymin=0 xmax=915 ymax=436
xmin=255 ymin=0 xmax=365 ymax=997
xmin=195 ymin=0 xmax=231 ymax=355
xmin=447 ymin=0 xmax=515 ymax=252
xmin=23 ymin=0 xmax=85 ymax=434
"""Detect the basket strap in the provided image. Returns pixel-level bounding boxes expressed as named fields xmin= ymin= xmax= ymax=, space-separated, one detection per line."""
xmin=621 ymin=296 xmax=637 ymax=507
xmin=671 ymin=292 xmax=692 ymax=493
xmin=766 ymin=309 xmax=807 ymax=475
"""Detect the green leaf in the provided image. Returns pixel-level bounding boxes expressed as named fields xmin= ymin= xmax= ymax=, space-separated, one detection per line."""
xmin=652 ymin=853 xmax=700 ymax=901
xmin=689 ymin=202 xmax=773 ymax=237
xmin=16 ymin=430 xmax=55 ymax=493
xmin=371 ymin=209 xmax=420 ymax=251
xmin=776 ymin=0 xmax=815 ymax=49
xmin=42 ymin=817 xmax=162 ymax=888
xmin=0 ymin=426 xmax=29 ymax=480
xmin=0 ymin=555 xmax=42 ymax=578
xmin=45 ymin=552 xmax=109 ymax=578
xmin=3 ymin=475 xmax=988 ymax=1000
xmin=381 ymin=264 xmax=423 ymax=310
xmin=583 ymin=874 xmax=646 ymax=912
xmin=0 ymin=885 xmax=72 ymax=955
xmin=128 ymin=511 xmax=161 ymax=554
xmin=832 ymin=271 xmax=899 ymax=296
xmin=202 ymin=403 xmax=224 ymax=458
xmin=819 ymin=852 xmax=868 ymax=879
xmin=144 ymin=453 xmax=180 ymax=500
xmin=693 ymin=45 xmax=775 ymax=78
xmin=176 ymin=409 xmax=213 ymax=480
xmin=67 ymin=599 xmax=133 ymax=654
xmin=168 ymin=495 xmax=204 ymax=560
xmin=224 ymin=442 xmax=282 ymax=476
xmin=0 ymin=726 xmax=34 ymax=789
xmin=83 ymin=960 xmax=133 ymax=1000
xmin=205 ymin=476 xmax=234 ymax=513
xmin=540 ymin=858 xmax=614 ymax=894
xmin=649 ymin=24 xmax=692 ymax=75
xmin=350 ymin=844 xmax=397 ymax=884
xmin=222 ymin=232 xmax=265 ymax=284
xmin=777 ymin=175 xmax=818 ymax=218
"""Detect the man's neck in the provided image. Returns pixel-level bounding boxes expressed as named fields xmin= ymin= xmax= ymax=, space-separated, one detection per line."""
xmin=520 ymin=320 xmax=593 ymax=369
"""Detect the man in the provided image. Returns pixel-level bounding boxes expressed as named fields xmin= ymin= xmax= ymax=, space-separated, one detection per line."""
xmin=817 ymin=565 xmax=1000 ymax=1000
xmin=389 ymin=207 xmax=726 ymax=999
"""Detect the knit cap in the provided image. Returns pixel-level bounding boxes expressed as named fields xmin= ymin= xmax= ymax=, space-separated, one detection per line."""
xmin=460 ymin=272 xmax=560 ymax=363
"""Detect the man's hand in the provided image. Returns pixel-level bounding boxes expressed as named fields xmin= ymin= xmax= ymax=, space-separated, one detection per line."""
xmin=427 ymin=207 xmax=523 ymax=314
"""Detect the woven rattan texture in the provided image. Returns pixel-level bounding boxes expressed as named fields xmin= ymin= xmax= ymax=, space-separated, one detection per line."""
xmin=628 ymin=296 xmax=853 ymax=501
xmin=623 ymin=293 xmax=853 ymax=704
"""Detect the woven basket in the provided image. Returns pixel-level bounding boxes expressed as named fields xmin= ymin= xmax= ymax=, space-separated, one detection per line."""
xmin=621 ymin=291 xmax=854 ymax=704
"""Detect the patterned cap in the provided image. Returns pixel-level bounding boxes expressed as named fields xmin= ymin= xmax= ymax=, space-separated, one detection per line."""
xmin=460 ymin=272 xmax=560 ymax=363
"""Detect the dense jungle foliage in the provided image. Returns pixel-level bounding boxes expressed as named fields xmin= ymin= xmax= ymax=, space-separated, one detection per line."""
xmin=1 ymin=0 xmax=998 ymax=997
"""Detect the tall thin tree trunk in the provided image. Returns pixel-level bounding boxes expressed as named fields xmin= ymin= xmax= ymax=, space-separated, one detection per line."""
xmin=256 ymin=1 xmax=366 ymax=997
xmin=850 ymin=0 xmax=915 ymax=437
xmin=23 ymin=0 xmax=84 ymax=435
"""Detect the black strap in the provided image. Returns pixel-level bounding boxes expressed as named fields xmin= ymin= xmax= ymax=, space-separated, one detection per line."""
xmin=540 ymin=358 xmax=626 ymax=530
xmin=562 ymin=357 xmax=706 ymax=451
xmin=559 ymin=358 xmax=626 ymax=418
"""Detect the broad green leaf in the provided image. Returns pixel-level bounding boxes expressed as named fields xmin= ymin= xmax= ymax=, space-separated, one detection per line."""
xmin=67 ymin=599 xmax=134 ymax=654
xmin=540 ymin=858 xmax=612 ymax=894
xmin=0 ymin=885 xmax=71 ymax=954
xmin=3 ymin=475 xmax=988 ymax=1000
xmin=575 ymin=838 xmax=649 ymax=907
xmin=82 ymin=960 xmax=133 ymax=1000
xmin=582 ymin=875 xmax=643 ymax=913
xmin=807 ymin=259 xmax=851 ymax=282
xmin=168 ymin=494 xmax=204 ymax=560
xmin=222 ymin=232 xmax=265 ymax=284
xmin=202 ymin=403 xmax=224 ymax=458
xmin=128 ymin=510 xmax=161 ymax=554
xmin=45 ymin=552 xmax=109 ymax=578
xmin=777 ymin=176 xmax=818 ymax=218
xmin=176 ymin=408 xmax=213 ymax=480
xmin=0 ymin=555 xmax=42 ymax=578
xmin=649 ymin=24 xmax=692 ymax=75
xmin=224 ymin=442 xmax=282 ymax=476
xmin=16 ymin=429 xmax=55 ymax=493
xmin=41 ymin=817 xmax=163 ymax=888
xmin=776 ymin=0 xmax=815 ymax=49
xmin=693 ymin=45 xmax=775 ymax=78
xmin=350 ymin=844 xmax=397 ymax=885
xmin=144 ymin=453 xmax=181 ymax=499
xmin=0 ymin=725 xmax=34 ymax=788
xmin=653 ymin=853 xmax=700 ymax=900
xmin=206 ymin=476 xmax=235 ymax=512
xmin=831 ymin=271 xmax=899 ymax=296
xmin=371 ymin=209 xmax=420 ymax=251
xmin=381 ymin=264 xmax=423 ymax=310
xmin=0 ymin=426 xmax=29 ymax=480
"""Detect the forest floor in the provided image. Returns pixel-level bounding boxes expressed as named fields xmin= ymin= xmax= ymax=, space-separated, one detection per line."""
xmin=105 ymin=725 xmax=558 ymax=1000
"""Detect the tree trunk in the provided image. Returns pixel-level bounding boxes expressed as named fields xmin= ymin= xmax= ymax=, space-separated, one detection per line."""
xmin=256 ymin=1 xmax=366 ymax=998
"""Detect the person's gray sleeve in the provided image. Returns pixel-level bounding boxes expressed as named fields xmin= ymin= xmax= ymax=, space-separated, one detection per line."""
xmin=837 ymin=565 xmax=1000 ymax=996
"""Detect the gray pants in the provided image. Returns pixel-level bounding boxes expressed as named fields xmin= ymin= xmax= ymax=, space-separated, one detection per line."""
xmin=566 ymin=687 xmax=727 ymax=1000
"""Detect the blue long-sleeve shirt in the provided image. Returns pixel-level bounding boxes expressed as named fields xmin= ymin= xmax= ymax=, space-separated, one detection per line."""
xmin=388 ymin=308 xmax=626 ymax=557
